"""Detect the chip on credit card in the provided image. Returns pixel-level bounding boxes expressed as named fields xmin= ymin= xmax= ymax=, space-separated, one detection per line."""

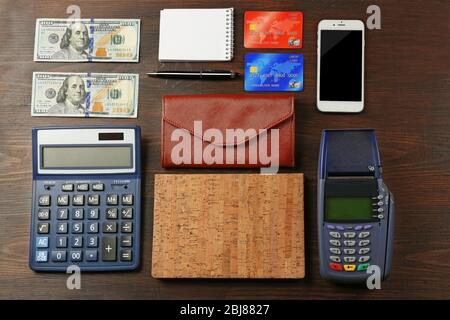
xmin=244 ymin=11 xmax=303 ymax=49
xmin=244 ymin=53 xmax=303 ymax=92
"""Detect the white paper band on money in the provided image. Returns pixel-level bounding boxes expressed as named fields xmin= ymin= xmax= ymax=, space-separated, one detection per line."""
xmin=31 ymin=72 xmax=139 ymax=118
xmin=34 ymin=18 xmax=140 ymax=62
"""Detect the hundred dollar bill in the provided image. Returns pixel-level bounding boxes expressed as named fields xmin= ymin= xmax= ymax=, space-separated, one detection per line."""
xmin=34 ymin=18 xmax=140 ymax=62
xmin=31 ymin=72 xmax=139 ymax=118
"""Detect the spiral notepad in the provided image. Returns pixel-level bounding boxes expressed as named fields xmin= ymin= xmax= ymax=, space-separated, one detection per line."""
xmin=158 ymin=8 xmax=234 ymax=61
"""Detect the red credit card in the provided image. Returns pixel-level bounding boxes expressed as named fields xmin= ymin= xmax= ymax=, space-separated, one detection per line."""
xmin=244 ymin=11 xmax=303 ymax=49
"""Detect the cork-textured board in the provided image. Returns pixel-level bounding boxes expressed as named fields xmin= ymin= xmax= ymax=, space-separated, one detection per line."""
xmin=152 ymin=173 xmax=305 ymax=278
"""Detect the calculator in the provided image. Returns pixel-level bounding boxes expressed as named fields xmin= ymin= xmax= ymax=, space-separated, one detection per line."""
xmin=29 ymin=126 xmax=141 ymax=271
xmin=318 ymin=129 xmax=395 ymax=283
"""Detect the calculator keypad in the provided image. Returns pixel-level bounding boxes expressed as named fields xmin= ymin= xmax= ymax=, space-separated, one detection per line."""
xmin=326 ymin=224 xmax=373 ymax=272
xmin=32 ymin=180 xmax=138 ymax=270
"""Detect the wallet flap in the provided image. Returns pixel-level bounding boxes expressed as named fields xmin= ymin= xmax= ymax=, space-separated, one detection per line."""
xmin=163 ymin=94 xmax=294 ymax=146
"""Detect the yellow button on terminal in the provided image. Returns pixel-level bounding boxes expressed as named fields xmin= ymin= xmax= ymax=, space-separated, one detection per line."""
xmin=344 ymin=264 xmax=356 ymax=272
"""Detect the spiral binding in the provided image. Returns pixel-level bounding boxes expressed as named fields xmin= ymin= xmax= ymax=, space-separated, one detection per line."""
xmin=225 ymin=8 xmax=234 ymax=61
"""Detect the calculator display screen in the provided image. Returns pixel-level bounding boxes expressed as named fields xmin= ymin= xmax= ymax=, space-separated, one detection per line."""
xmin=325 ymin=197 xmax=373 ymax=221
xmin=41 ymin=145 xmax=132 ymax=169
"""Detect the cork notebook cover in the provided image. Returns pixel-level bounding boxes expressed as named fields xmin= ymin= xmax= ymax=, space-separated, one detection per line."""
xmin=151 ymin=173 xmax=305 ymax=278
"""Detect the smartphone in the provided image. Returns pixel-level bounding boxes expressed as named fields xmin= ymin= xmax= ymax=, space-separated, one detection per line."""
xmin=317 ymin=20 xmax=365 ymax=113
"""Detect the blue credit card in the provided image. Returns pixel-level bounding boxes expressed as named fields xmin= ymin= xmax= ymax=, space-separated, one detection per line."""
xmin=244 ymin=53 xmax=303 ymax=92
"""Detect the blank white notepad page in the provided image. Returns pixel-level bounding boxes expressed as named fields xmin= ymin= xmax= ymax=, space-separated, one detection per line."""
xmin=158 ymin=8 xmax=234 ymax=61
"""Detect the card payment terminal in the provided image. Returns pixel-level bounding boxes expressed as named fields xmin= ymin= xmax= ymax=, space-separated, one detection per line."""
xmin=318 ymin=129 xmax=395 ymax=282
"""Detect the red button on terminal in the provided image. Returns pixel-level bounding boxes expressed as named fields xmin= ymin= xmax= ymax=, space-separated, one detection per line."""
xmin=329 ymin=262 xmax=343 ymax=271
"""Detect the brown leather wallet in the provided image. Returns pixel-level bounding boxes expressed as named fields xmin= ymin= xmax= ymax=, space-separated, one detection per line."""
xmin=161 ymin=93 xmax=295 ymax=168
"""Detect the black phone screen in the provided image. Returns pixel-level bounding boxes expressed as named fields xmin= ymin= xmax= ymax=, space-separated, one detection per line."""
xmin=320 ymin=30 xmax=362 ymax=101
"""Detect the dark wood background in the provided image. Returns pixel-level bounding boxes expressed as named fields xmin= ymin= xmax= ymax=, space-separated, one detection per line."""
xmin=0 ymin=0 xmax=448 ymax=299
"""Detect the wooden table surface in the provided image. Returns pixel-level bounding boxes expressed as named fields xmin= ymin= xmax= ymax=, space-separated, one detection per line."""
xmin=0 ymin=0 xmax=449 ymax=299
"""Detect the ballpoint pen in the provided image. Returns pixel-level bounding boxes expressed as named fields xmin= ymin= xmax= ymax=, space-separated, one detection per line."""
xmin=146 ymin=70 xmax=239 ymax=80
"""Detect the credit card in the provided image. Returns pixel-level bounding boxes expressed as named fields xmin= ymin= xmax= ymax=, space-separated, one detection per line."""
xmin=244 ymin=53 xmax=303 ymax=92
xmin=244 ymin=11 xmax=303 ymax=49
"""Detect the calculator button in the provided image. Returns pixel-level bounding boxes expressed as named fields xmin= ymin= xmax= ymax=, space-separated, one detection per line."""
xmin=38 ymin=195 xmax=51 ymax=206
xmin=92 ymin=183 xmax=104 ymax=191
xmin=106 ymin=194 xmax=119 ymax=206
xmin=51 ymin=250 xmax=67 ymax=262
xmin=88 ymin=208 xmax=99 ymax=220
xmin=36 ymin=237 xmax=48 ymax=248
xmin=70 ymin=250 xmax=83 ymax=262
xmin=359 ymin=256 xmax=371 ymax=263
xmin=329 ymin=256 xmax=341 ymax=263
xmin=336 ymin=226 xmax=345 ymax=231
xmin=329 ymin=247 xmax=341 ymax=255
xmin=364 ymin=225 xmax=373 ymax=230
xmin=87 ymin=236 xmax=98 ymax=248
xmin=37 ymin=208 xmax=50 ymax=220
xmin=344 ymin=256 xmax=356 ymax=263
xmin=354 ymin=225 xmax=363 ymax=231
xmin=329 ymin=239 xmax=341 ymax=247
xmin=121 ymin=235 xmax=133 ymax=247
xmin=121 ymin=207 xmax=133 ymax=219
xmin=343 ymin=264 xmax=356 ymax=272
xmin=72 ymin=222 xmax=84 ymax=234
xmin=72 ymin=208 xmax=84 ymax=220
xmin=344 ymin=232 xmax=356 ymax=239
xmin=71 ymin=236 xmax=83 ymax=248
xmin=358 ymin=231 xmax=371 ymax=239
xmin=103 ymin=222 xmax=117 ymax=233
xmin=359 ymin=248 xmax=371 ymax=255
xmin=329 ymin=262 xmax=343 ymax=271
xmin=87 ymin=222 xmax=99 ymax=234
xmin=57 ymin=222 xmax=68 ymax=234
xmin=329 ymin=231 xmax=340 ymax=239
xmin=37 ymin=222 xmax=49 ymax=234
xmin=57 ymin=208 xmax=68 ymax=220
xmin=56 ymin=236 xmax=68 ymax=248
xmin=359 ymin=240 xmax=371 ymax=247
xmin=106 ymin=208 xmax=118 ymax=219
xmin=102 ymin=236 xmax=117 ymax=261
xmin=86 ymin=250 xmax=98 ymax=262
xmin=35 ymin=251 xmax=48 ymax=262
xmin=77 ymin=183 xmax=89 ymax=191
xmin=61 ymin=183 xmax=74 ymax=192
xmin=57 ymin=195 xmax=69 ymax=206
xmin=326 ymin=225 xmax=335 ymax=230
xmin=72 ymin=195 xmax=84 ymax=206
xmin=343 ymin=248 xmax=356 ymax=255
xmin=357 ymin=263 xmax=370 ymax=271
xmin=343 ymin=240 xmax=356 ymax=247
xmin=122 ymin=194 xmax=134 ymax=205
xmin=88 ymin=194 xmax=100 ymax=206
xmin=120 ymin=249 xmax=133 ymax=261
xmin=121 ymin=222 xmax=133 ymax=233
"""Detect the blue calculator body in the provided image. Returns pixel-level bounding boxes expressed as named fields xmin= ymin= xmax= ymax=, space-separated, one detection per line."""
xmin=29 ymin=126 xmax=141 ymax=272
xmin=318 ymin=129 xmax=395 ymax=283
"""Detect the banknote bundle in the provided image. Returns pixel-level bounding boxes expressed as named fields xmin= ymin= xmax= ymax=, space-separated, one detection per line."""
xmin=34 ymin=18 xmax=140 ymax=62
xmin=31 ymin=72 xmax=139 ymax=118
